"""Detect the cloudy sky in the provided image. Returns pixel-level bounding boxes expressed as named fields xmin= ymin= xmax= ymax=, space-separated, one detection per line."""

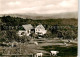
xmin=0 ymin=0 xmax=78 ymax=14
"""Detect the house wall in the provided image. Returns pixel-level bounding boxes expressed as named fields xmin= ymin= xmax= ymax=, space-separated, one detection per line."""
xmin=17 ymin=30 xmax=26 ymax=37
xmin=18 ymin=30 xmax=31 ymax=36
xmin=25 ymin=30 xmax=31 ymax=36
xmin=35 ymin=28 xmax=47 ymax=35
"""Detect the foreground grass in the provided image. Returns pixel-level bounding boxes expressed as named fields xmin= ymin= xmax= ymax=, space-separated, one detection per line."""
xmin=42 ymin=45 xmax=77 ymax=57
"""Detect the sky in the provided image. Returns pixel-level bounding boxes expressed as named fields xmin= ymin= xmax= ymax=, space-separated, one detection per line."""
xmin=0 ymin=0 xmax=78 ymax=14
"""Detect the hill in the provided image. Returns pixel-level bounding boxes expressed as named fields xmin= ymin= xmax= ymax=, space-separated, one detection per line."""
xmin=0 ymin=12 xmax=78 ymax=19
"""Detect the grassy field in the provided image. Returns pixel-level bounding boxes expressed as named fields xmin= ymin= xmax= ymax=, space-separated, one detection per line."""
xmin=41 ymin=45 xmax=77 ymax=57
xmin=0 ymin=38 xmax=77 ymax=57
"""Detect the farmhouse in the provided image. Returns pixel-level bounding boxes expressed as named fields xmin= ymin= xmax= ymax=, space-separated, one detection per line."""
xmin=35 ymin=24 xmax=47 ymax=35
xmin=17 ymin=24 xmax=47 ymax=37
xmin=17 ymin=24 xmax=34 ymax=36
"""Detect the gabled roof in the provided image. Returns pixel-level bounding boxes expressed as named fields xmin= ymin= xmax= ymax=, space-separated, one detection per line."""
xmin=36 ymin=24 xmax=45 ymax=29
xmin=22 ymin=24 xmax=34 ymax=30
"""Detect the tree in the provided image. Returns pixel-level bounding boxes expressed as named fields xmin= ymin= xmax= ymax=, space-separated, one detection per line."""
xmin=6 ymin=30 xmax=18 ymax=42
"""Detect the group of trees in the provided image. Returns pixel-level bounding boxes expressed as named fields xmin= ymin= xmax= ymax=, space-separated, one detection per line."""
xmin=1 ymin=16 xmax=31 ymax=26
xmin=49 ymin=25 xmax=77 ymax=39
xmin=1 ymin=16 xmax=77 ymax=26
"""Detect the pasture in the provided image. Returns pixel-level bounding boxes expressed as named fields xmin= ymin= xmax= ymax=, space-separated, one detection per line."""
xmin=0 ymin=38 xmax=77 ymax=57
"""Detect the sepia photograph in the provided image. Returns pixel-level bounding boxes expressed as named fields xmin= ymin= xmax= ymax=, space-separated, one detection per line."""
xmin=0 ymin=0 xmax=78 ymax=57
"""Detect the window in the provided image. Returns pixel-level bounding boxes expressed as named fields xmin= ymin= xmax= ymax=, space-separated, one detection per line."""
xmin=21 ymin=32 xmax=25 ymax=35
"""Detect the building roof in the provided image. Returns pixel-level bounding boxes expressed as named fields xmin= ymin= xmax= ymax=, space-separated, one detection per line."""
xmin=36 ymin=24 xmax=45 ymax=29
xmin=22 ymin=24 xmax=34 ymax=30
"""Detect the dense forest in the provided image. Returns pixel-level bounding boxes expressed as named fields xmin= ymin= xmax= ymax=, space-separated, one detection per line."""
xmin=0 ymin=16 xmax=77 ymax=26
xmin=0 ymin=16 xmax=78 ymax=42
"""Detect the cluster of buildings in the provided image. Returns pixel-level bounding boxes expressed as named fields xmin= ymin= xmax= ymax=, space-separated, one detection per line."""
xmin=17 ymin=24 xmax=47 ymax=37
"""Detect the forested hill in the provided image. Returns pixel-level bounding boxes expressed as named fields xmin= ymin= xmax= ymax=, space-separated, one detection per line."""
xmin=0 ymin=16 xmax=78 ymax=26
xmin=0 ymin=16 xmax=78 ymax=41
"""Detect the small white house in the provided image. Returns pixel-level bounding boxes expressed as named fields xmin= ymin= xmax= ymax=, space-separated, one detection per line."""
xmin=17 ymin=24 xmax=34 ymax=36
xmin=35 ymin=24 xmax=47 ymax=35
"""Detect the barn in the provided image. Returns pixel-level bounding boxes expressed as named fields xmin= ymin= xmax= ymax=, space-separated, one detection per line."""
xmin=17 ymin=24 xmax=34 ymax=36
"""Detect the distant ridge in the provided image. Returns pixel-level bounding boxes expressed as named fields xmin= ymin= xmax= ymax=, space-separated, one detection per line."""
xmin=0 ymin=12 xmax=78 ymax=19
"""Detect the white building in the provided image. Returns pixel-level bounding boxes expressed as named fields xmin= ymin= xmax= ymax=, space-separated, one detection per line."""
xmin=17 ymin=24 xmax=47 ymax=37
xmin=35 ymin=24 xmax=47 ymax=35
xmin=17 ymin=24 xmax=34 ymax=36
